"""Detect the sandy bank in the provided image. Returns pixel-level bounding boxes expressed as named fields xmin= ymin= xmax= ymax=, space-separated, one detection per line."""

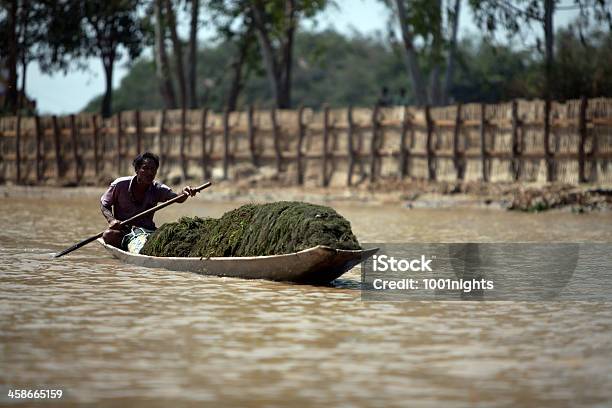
xmin=2 ymin=178 xmax=611 ymax=212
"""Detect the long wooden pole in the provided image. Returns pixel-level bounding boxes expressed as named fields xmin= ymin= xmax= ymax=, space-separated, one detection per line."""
xmin=54 ymin=181 xmax=213 ymax=258
xmin=544 ymin=98 xmax=554 ymax=182
xmin=347 ymin=106 xmax=355 ymax=186
xmin=296 ymin=106 xmax=305 ymax=185
xmin=70 ymin=114 xmax=79 ymax=183
xmin=479 ymin=103 xmax=488 ymax=182
xmin=511 ymin=100 xmax=520 ymax=181
xmin=453 ymin=103 xmax=463 ymax=180
xmin=180 ymin=107 xmax=187 ymax=181
xmin=248 ymin=105 xmax=258 ymax=167
xmin=116 ymin=112 xmax=123 ymax=175
xmin=222 ymin=108 xmax=230 ymax=180
xmin=272 ymin=108 xmax=282 ymax=174
xmin=52 ymin=115 xmax=62 ymax=180
xmin=369 ymin=105 xmax=379 ymax=183
xmin=399 ymin=105 xmax=411 ymax=180
xmin=135 ymin=110 xmax=142 ymax=154
xmin=578 ymin=96 xmax=587 ymax=183
xmin=323 ymin=105 xmax=331 ymax=187
xmin=200 ymin=107 xmax=209 ymax=179
xmin=426 ymin=105 xmax=436 ymax=181
xmin=15 ymin=114 xmax=21 ymax=184
xmin=35 ymin=115 xmax=43 ymax=181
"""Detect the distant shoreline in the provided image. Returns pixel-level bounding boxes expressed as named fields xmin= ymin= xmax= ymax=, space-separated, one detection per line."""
xmin=2 ymin=180 xmax=611 ymax=212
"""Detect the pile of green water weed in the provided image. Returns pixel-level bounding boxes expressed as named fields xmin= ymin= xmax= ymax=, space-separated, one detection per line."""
xmin=140 ymin=201 xmax=361 ymax=257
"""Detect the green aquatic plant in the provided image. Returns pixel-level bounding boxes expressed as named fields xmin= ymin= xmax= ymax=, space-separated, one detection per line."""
xmin=140 ymin=201 xmax=361 ymax=257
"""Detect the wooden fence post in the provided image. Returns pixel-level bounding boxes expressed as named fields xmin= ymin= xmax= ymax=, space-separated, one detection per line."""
xmin=453 ymin=103 xmax=464 ymax=180
xmin=271 ymin=108 xmax=283 ymax=173
xmin=479 ymin=103 xmax=489 ymax=182
xmin=200 ymin=108 xmax=209 ymax=179
xmin=369 ymin=105 xmax=380 ymax=183
xmin=180 ymin=108 xmax=187 ymax=181
xmin=578 ymin=96 xmax=587 ymax=183
xmin=70 ymin=114 xmax=80 ymax=183
xmin=135 ymin=110 xmax=142 ymax=154
xmin=222 ymin=108 xmax=230 ymax=180
xmin=296 ymin=106 xmax=305 ymax=185
xmin=589 ymin=102 xmax=598 ymax=182
xmin=248 ymin=105 xmax=258 ymax=167
xmin=544 ymin=98 xmax=554 ymax=182
xmin=156 ymin=109 xmax=170 ymax=176
xmin=322 ymin=105 xmax=331 ymax=186
xmin=0 ymin=126 xmax=3 ymax=181
xmin=511 ymin=101 xmax=521 ymax=181
xmin=399 ymin=105 xmax=411 ymax=180
xmin=426 ymin=105 xmax=436 ymax=181
xmin=92 ymin=115 xmax=100 ymax=176
xmin=35 ymin=115 xmax=43 ymax=182
xmin=15 ymin=114 xmax=21 ymax=184
xmin=116 ymin=112 xmax=122 ymax=175
xmin=51 ymin=115 xmax=62 ymax=180
xmin=347 ymin=106 xmax=356 ymax=186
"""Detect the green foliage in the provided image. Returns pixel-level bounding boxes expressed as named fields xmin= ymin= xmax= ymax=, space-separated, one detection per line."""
xmin=554 ymin=27 xmax=612 ymax=99
xmin=84 ymin=29 xmax=409 ymax=112
xmin=451 ymin=38 xmax=541 ymax=102
xmin=140 ymin=201 xmax=361 ymax=257
xmin=83 ymin=26 xmax=612 ymax=114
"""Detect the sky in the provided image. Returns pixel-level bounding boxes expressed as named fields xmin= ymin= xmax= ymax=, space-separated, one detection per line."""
xmin=25 ymin=0 xmax=582 ymax=115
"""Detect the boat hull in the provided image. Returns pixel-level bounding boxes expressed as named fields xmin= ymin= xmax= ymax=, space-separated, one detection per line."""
xmin=97 ymin=239 xmax=378 ymax=284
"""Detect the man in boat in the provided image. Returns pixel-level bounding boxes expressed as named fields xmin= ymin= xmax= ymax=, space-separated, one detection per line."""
xmin=101 ymin=152 xmax=196 ymax=251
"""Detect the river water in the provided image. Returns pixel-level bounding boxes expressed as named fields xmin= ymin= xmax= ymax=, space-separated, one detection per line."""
xmin=1 ymin=192 xmax=611 ymax=407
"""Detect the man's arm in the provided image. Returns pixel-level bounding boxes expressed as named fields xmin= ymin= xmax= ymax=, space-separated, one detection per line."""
xmin=101 ymin=203 xmax=122 ymax=230
xmin=101 ymin=183 xmax=123 ymax=230
xmin=158 ymin=184 xmax=196 ymax=204
xmin=101 ymin=203 xmax=114 ymax=223
xmin=176 ymin=186 xmax=196 ymax=203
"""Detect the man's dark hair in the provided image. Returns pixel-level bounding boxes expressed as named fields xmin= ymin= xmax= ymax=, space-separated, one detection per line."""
xmin=133 ymin=152 xmax=160 ymax=171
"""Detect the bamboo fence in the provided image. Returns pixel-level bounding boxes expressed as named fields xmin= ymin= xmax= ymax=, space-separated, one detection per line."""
xmin=1 ymin=97 xmax=611 ymax=186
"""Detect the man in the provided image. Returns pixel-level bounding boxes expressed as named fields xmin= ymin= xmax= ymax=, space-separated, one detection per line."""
xmin=101 ymin=152 xmax=196 ymax=251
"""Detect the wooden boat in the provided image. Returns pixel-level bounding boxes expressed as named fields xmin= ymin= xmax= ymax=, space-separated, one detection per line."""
xmin=97 ymin=238 xmax=378 ymax=284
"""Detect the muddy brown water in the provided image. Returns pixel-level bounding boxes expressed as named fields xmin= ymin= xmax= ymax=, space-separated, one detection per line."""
xmin=1 ymin=192 xmax=612 ymax=407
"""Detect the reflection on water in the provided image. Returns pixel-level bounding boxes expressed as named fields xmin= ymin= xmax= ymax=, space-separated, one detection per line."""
xmin=1 ymin=195 xmax=612 ymax=407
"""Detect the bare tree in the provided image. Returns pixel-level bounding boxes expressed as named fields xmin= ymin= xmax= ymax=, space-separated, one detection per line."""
xmin=154 ymin=0 xmax=176 ymax=109
xmin=82 ymin=1 xmax=145 ymax=118
xmin=164 ymin=0 xmax=186 ymax=111
xmin=442 ymin=0 xmax=461 ymax=105
xmin=226 ymin=28 xmax=255 ymax=111
xmin=188 ymin=0 xmax=199 ymax=108
xmin=393 ymin=0 xmax=428 ymax=106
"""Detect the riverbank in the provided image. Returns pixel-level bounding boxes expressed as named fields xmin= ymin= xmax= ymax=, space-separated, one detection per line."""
xmin=2 ymin=178 xmax=611 ymax=212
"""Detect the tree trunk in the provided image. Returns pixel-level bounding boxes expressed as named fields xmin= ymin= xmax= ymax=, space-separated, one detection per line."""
xmin=250 ymin=2 xmax=283 ymax=108
xmin=442 ymin=0 xmax=461 ymax=105
xmin=278 ymin=0 xmax=295 ymax=109
xmin=429 ymin=66 xmax=442 ymax=106
xmin=165 ymin=0 xmax=186 ymax=110
xmin=20 ymin=58 xmax=27 ymax=111
xmin=19 ymin=0 xmax=30 ymax=111
xmin=154 ymin=0 xmax=176 ymax=109
xmin=226 ymin=34 xmax=250 ymax=112
xmin=428 ymin=0 xmax=443 ymax=105
xmin=4 ymin=0 xmax=19 ymax=114
xmin=544 ymin=0 xmax=555 ymax=99
xmin=101 ymin=57 xmax=114 ymax=118
xmin=188 ymin=0 xmax=199 ymax=108
xmin=394 ymin=0 xmax=427 ymax=106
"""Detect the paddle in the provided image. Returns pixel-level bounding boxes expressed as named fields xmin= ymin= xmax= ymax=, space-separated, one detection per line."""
xmin=54 ymin=181 xmax=212 ymax=258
